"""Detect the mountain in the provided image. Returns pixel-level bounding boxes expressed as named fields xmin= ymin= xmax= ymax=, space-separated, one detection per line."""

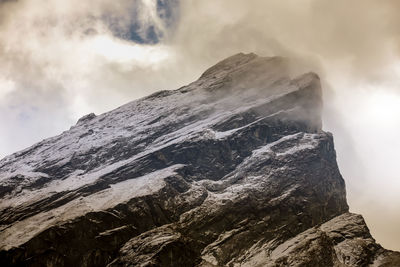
xmin=0 ymin=53 xmax=399 ymax=266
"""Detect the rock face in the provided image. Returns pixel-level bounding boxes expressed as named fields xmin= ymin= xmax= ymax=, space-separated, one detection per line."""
xmin=0 ymin=53 xmax=398 ymax=266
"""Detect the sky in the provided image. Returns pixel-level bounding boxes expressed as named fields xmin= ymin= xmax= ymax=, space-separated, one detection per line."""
xmin=0 ymin=0 xmax=400 ymax=250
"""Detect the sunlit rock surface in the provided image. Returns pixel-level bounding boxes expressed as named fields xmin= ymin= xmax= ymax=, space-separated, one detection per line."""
xmin=0 ymin=53 xmax=398 ymax=266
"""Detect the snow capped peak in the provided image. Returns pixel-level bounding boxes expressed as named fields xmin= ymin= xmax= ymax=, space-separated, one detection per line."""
xmin=2 ymin=53 xmax=392 ymax=266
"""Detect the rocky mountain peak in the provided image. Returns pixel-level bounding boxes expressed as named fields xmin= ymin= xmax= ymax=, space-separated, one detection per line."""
xmin=0 ymin=53 xmax=399 ymax=266
xmin=198 ymin=53 xmax=289 ymax=93
xmin=76 ymin=112 xmax=97 ymax=126
xmin=200 ymin=52 xmax=259 ymax=79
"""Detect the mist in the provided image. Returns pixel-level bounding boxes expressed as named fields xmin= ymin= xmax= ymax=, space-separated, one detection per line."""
xmin=0 ymin=0 xmax=400 ymax=250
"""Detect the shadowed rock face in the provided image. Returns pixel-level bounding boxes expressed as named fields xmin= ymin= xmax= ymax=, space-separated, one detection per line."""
xmin=0 ymin=53 xmax=398 ymax=266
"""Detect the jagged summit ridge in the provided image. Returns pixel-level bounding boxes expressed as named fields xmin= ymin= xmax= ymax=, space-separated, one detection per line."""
xmin=0 ymin=53 xmax=321 ymax=201
xmin=200 ymin=52 xmax=259 ymax=79
xmin=0 ymin=53 xmax=398 ymax=266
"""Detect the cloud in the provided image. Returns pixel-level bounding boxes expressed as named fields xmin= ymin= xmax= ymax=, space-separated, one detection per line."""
xmin=0 ymin=0 xmax=400 ymax=250
xmin=0 ymin=0 xmax=184 ymax=154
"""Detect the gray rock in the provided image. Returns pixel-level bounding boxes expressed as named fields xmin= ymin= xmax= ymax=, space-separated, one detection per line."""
xmin=0 ymin=53 xmax=398 ymax=266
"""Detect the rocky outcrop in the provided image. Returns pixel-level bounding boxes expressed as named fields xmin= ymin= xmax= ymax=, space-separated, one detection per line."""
xmin=0 ymin=53 xmax=398 ymax=266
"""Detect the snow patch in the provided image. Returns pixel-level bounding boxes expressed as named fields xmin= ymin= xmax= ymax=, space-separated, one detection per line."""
xmin=0 ymin=164 xmax=183 ymax=250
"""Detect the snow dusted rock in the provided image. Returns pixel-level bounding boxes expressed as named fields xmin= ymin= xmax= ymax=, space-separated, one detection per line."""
xmin=0 ymin=53 xmax=398 ymax=266
xmin=253 ymin=213 xmax=400 ymax=267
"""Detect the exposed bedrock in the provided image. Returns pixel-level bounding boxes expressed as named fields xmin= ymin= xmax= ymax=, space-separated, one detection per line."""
xmin=0 ymin=53 xmax=398 ymax=266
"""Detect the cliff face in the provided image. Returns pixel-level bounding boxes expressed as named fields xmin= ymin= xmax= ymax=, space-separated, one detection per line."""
xmin=0 ymin=53 xmax=398 ymax=266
